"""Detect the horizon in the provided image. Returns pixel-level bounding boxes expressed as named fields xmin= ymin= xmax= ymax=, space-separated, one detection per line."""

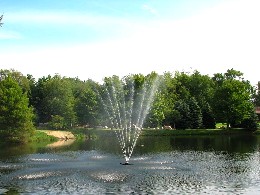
xmin=1 ymin=0 xmax=260 ymax=85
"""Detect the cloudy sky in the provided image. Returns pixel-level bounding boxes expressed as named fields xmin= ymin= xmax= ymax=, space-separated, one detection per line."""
xmin=0 ymin=0 xmax=259 ymax=84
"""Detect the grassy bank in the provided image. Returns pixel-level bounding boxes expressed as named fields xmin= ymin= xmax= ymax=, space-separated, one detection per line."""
xmin=141 ymin=128 xmax=254 ymax=136
xmin=29 ymin=130 xmax=58 ymax=142
xmin=67 ymin=127 xmax=256 ymax=137
xmin=31 ymin=126 xmax=259 ymax=144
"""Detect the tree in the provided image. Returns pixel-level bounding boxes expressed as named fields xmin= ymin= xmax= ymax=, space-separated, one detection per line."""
xmin=174 ymin=99 xmax=191 ymax=129
xmin=174 ymin=70 xmax=215 ymax=128
xmin=73 ymin=79 xmax=100 ymax=127
xmin=32 ymin=75 xmax=76 ymax=129
xmin=187 ymin=97 xmax=202 ymax=129
xmin=253 ymin=82 xmax=260 ymax=106
xmin=171 ymin=71 xmax=215 ymax=129
xmin=0 ymin=69 xmax=31 ymax=94
xmin=201 ymin=101 xmax=216 ymax=129
xmin=212 ymin=69 xmax=256 ymax=129
xmin=0 ymin=76 xmax=35 ymax=143
xmin=240 ymin=111 xmax=258 ymax=131
xmin=49 ymin=115 xmax=66 ymax=130
xmin=174 ymin=71 xmax=191 ymax=101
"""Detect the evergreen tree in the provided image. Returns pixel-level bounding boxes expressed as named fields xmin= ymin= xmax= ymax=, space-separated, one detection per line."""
xmin=174 ymin=100 xmax=191 ymax=129
xmin=188 ymin=97 xmax=202 ymax=129
xmin=0 ymin=76 xmax=35 ymax=143
xmin=201 ymin=101 xmax=216 ymax=129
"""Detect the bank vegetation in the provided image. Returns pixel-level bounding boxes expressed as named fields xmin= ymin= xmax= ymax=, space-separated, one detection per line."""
xmin=1 ymin=68 xmax=260 ymax=143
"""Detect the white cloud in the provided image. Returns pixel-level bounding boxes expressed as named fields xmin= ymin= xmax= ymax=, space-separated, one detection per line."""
xmin=1 ymin=0 xmax=260 ymax=85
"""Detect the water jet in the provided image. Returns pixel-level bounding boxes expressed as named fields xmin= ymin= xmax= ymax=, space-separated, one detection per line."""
xmin=98 ymin=74 xmax=159 ymax=164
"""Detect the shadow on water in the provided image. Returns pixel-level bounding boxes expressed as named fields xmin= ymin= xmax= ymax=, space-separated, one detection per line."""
xmin=1 ymin=132 xmax=260 ymax=194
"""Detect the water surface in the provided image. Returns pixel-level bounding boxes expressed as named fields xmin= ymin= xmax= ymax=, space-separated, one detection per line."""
xmin=1 ymin=132 xmax=260 ymax=194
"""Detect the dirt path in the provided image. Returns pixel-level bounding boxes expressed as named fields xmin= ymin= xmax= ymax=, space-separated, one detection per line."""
xmin=40 ymin=130 xmax=75 ymax=140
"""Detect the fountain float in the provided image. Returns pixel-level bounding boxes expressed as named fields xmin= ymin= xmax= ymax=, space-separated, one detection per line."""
xmin=98 ymin=74 xmax=159 ymax=165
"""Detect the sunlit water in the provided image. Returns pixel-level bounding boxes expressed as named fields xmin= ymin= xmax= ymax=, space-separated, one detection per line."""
xmin=1 ymin=133 xmax=260 ymax=194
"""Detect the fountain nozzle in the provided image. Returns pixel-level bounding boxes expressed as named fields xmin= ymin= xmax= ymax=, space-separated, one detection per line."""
xmin=120 ymin=162 xmax=133 ymax=165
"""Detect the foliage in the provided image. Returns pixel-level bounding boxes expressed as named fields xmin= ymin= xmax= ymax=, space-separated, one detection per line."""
xmin=156 ymin=72 xmax=177 ymax=127
xmin=252 ymin=82 xmax=260 ymax=106
xmin=73 ymin=79 xmax=100 ymax=127
xmin=174 ymin=99 xmax=191 ymax=129
xmin=31 ymin=75 xmax=76 ymax=128
xmin=0 ymin=75 xmax=35 ymax=143
xmin=0 ymin=67 xmax=259 ymax=140
xmin=239 ymin=111 xmax=258 ymax=131
xmin=0 ymin=69 xmax=31 ymax=93
xmin=187 ymin=97 xmax=202 ymax=129
xmin=212 ymin=69 xmax=256 ymax=128
xmin=49 ymin=115 xmax=66 ymax=130
xmin=201 ymin=101 xmax=216 ymax=129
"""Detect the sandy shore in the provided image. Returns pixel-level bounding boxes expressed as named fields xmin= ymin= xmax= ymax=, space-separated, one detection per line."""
xmin=39 ymin=130 xmax=75 ymax=140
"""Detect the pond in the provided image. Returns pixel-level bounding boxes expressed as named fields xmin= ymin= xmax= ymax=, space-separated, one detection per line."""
xmin=1 ymin=131 xmax=260 ymax=194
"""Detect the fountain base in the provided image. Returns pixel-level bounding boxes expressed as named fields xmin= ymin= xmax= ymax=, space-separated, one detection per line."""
xmin=120 ymin=162 xmax=133 ymax=165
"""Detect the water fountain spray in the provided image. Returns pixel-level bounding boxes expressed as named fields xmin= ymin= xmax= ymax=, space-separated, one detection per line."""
xmin=99 ymin=74 xmax=159 ymax=165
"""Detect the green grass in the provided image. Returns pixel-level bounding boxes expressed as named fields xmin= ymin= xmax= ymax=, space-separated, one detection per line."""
xmin=68 ymin=126 xmax=254 ymax=136
xmin=35 ymin=124 xmax=259 ymax=141
xmin=215 ymin=123 xmax=227 ymax=129
xmin=28 ymin=130 xmax=58 ymax=143
xmin=141 ymin=128 xmax=252 ymax=136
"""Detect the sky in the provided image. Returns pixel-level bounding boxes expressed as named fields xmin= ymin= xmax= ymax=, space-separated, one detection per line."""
xmin=0 ymin=0 xmax=260 ymax=85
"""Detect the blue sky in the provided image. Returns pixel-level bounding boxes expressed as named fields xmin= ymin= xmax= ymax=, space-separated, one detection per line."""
xmin=0 ymin=0 xmax=259 ymax=85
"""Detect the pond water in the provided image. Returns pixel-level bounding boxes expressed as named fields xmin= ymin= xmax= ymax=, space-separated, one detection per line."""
xmin=1 ymin=131 xmax=260 ymax=194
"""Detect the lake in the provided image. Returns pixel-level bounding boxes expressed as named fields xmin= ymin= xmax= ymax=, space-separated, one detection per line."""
xmin=1 ymin=131 xmax=260 ymax=194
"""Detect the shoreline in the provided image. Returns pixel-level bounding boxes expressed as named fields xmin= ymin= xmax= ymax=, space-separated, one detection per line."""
xmin=38 ymin=130 xmax=75 ymax=140
xmin=78 ymin=128 xmax=258 ymax=136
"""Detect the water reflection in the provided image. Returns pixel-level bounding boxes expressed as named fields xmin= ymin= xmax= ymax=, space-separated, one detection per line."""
xmin=169 ymin=135 xmax=259 ymax=153
xmin=1 ymin=133 xmax=260 ymax=194
xmin=46 ymin=139 xmax=75 ymax=148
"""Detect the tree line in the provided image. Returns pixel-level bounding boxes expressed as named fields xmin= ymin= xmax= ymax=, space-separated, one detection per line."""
xmin=0 ymin=68 xmax=259 ymax=143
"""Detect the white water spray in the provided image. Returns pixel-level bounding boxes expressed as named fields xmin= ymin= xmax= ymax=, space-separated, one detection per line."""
xmin=99 ymin=75 xmax=159 ymax=164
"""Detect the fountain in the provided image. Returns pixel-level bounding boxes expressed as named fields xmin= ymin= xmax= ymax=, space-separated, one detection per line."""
xmin=98 ymin=74 xmax=159 ymax=164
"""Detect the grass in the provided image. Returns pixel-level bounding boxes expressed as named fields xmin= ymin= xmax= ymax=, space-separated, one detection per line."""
xmin=28 ymin=130 xmax=58 ymax=143
xmin=215 ymin=123 xmax=228 ymax=129
xmin=66 ymin=126 xmax=255 ymax=137
xmin=34 ymin=123 xmax=260 ymax=141
xmin=141 ymin=128 xmax=252 ymax=136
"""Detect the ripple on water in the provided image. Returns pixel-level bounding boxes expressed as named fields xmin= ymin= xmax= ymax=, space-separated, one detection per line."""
xmin=16 ymin=171 xmax=64 ymax=180
xmin=90 ymin=171 xmax=128 ymax=183
xmin=1 ymin=150 xmax=260 ymax=194
xmin=90 ymin=155 xmax=107 ymax=160
xmin=0 ymin=188 xmax=8 ymax=194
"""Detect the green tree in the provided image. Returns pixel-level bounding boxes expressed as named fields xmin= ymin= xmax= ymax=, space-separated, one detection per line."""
xmin=32 ymin=75 xmax=76 ymax=129
xmin=252 ymin=82 xmax=260 ymax=106
xmin=188 ymin=97 xmax=202 ymax=129
xmin=201 ymin=101 xmax=215 ymax=129
xmin=148 ymin=72 xmax=177 ymax=128
xmin=73 ymin=79 xmax=100 ymax=127
xmin=174 ymin=99 xmax=191 ymax=129
xmin=0 ymin=76 xmax=35 ymax=143
xmin=174 ymin=70 xmax=215 ymax=128
xmin=0 ymin=69 xmax=31 ymax=94
xmin=174 ymin=71 xmax=191 ymax=100
xmin=212 ymin=69 xmax=256 ymax=129
xmin=49 ymin=115 xmax=66 ymax=130
xmin=141 ymin=73 xmax=165 ymax=128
